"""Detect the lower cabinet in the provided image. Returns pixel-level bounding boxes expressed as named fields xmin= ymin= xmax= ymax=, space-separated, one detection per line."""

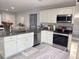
xmin=41 ymin=31 xmax=53 ymax=45
xmin=41 ymin=30 xmax=72 ymax=51
xmin=16 ymin=33 xmax=34 ymax=53
xmin=17 ymin=38 xmax=26 ymax=53
xmin=4 ymin=40 xmax=17 ymax=58
xmin=1 ymin=32 xmax=34 ymax=59
xmin=4 ymin=36 xmax=17 ymax=59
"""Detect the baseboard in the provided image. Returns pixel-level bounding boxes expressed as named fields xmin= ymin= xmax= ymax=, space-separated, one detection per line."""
xmin=33 ymin=43 xmax=40 ymax=47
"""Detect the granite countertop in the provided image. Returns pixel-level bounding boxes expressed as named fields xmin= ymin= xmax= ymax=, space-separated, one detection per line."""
xmin=0 ymin=30 xmax=35 ymax=37
xmin=0 ymin=27 xmax=72 ymax=37
xmin=0 ymin=28 xmax=43 ymax=37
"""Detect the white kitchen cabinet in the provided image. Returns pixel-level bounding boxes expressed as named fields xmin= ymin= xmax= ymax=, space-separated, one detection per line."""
xmin=39 ymin=6 xmax=75 ymax=24
xmin=41 ymin=30 xmax=53 ymax=45
xmin=25 ymin=33 xmax=34 ymax=48
xmin=39 ymin=9 xmax=56 ymax=23
xmin=57 ymin=7 xmax=75 ymax=24
xmin=16 ymin=34 xmax=25 ymax=53
xmin=4 ymin=36 xmax=17 ymax=59
xmin=0 ymin=32 xmax=34 ymax=59
xmin=17 ymin=38 xmax=28 ymax=52
xmin=16 ymin=33 xmax=34 ymax=53
xmin=57 ymin=7 xmax=74 ymax=14
xmin=41 ymin=31 xmax=47 ymax=43
xmin=4 ymin=41 xmax=16 ymax=58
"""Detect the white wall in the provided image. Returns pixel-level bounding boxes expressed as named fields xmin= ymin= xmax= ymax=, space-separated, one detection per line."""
xmin=15 ymin=12 xmax=30 ymax=28
xmin=15 ymin=9 xmax=40 ymax=29
xmin=2 ymin=12 xmax=16 ymax=26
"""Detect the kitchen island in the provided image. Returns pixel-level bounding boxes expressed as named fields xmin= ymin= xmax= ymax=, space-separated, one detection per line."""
xmin=0 ymin=31 xmax=34 ymax=59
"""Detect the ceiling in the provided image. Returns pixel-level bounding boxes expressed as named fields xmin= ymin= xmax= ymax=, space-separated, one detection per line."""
xmin=0 ymin=0 xmax=76 ymax=12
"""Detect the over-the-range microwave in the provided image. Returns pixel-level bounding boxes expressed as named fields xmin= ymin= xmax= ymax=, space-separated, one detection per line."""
xmin=57 ymin=14 xmax=72 ymax=23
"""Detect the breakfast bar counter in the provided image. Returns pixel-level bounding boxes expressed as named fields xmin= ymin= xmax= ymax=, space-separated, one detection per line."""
xmin=0 ymin=31 xmax=34 ymax=59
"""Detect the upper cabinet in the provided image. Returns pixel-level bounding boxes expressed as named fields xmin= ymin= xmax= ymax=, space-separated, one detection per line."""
xmin=39 ymin=9 xmax=57 ymax=23
xmin=39 ymin=7 xmax=75 ymax=24
xmin=57 ymin=7 xmax=75 ymax=14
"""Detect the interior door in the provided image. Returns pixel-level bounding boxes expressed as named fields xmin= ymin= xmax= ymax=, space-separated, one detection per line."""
xmin=30 ymin=14 xmax=37 ymax=30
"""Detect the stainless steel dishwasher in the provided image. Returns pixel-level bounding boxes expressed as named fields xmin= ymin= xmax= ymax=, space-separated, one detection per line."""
xmin=33 ymin=30 xmax=41 ymax=46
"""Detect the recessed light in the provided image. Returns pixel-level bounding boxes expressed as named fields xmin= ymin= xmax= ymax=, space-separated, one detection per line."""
xmin=11 ymin=6 xmax=15 ymax=10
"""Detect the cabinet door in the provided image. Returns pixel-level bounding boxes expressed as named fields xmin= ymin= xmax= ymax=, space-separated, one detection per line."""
xmin=17 ymin=39 xmax=26 ymax=52
xmin=57 ymin=7 xmax=74 ymax=14
xmin=40 ymin=10 xmax=48 ymax=23
xmin=41 ymin=31 xmax=53 ymax=45
xmin=23 ymin=33 xmax=34 ymax=48
xmin=25 ymin=33 xmax=34 ymax=48
xmin=16 ymin=33 xmax=34 ymax=53
xmin=41 ymin=31 xmax=47 ymax=43
xmin=16 ymin=34 xmax=26 ymax=53
xmin=40 ymin=10 xmax=56 ymax=23
xmin=4 ymin=36 xmax=16 ymax=58
xmin=46 ymin=32 xmax=53 ymax=44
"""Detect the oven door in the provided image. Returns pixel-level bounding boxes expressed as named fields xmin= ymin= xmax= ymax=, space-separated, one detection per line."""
xmin=53 ymin=34 xmax=68 ymax=47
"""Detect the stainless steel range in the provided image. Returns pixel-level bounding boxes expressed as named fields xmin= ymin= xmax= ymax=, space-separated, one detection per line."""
xmin=53 ymin=33 xmax=68 ymax=47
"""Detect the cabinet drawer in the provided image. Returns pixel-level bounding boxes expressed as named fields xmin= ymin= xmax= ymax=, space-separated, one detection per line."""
xmin=4 ymin=36 xmax=16 ymax=42
xmin=26 ymin=33 xmax=34 ymax=37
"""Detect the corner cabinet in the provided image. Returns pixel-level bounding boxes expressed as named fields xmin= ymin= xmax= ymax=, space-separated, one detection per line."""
xmin=41 ymin=30 xmax=53 ymax=45
xmin=0 ymin=32 xmax=34 ymax=59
